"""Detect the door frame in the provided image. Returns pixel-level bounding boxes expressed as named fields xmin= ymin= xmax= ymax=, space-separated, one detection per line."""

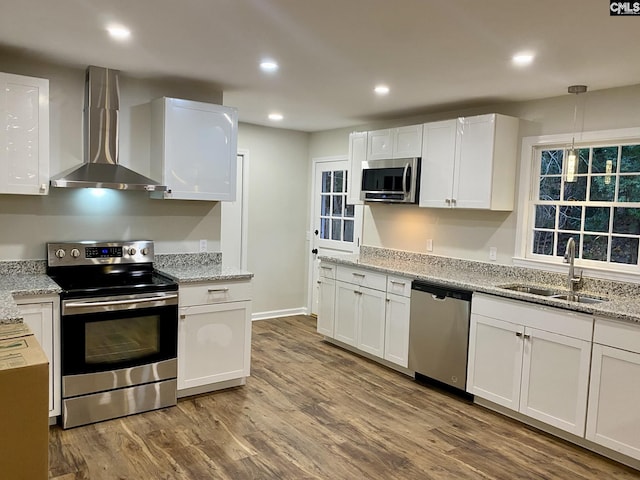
xmin=221 ymin=150 xmax=249 ymax=270
xmin=306 ymin=155 xmax=363 ymax=315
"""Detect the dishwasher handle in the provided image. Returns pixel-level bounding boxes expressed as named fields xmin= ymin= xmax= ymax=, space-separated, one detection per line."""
xmin=411 ymin=280 xmax=472 ymax=301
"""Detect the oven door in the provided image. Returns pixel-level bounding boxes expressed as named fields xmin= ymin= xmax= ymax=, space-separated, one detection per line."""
xmin=61 ymin=292 xmax=178 ymax=386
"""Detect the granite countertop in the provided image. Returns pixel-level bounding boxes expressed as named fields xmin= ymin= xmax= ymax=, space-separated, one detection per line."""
xmin=320 ymin=247 xmax=640 ymax=324
xmin=154 ymin=252 xmax=253 ymax=283
xmin=0 ymin=274 xmax=62 ymax=324
xmin=157 ymin=265 xmax=253 ymax=283
xmin=0 ymin=252 xmax=253 ymax=324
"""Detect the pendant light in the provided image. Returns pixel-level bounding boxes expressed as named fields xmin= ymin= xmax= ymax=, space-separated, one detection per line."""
xmin=565 ymin=85 xmax=588 ymax=183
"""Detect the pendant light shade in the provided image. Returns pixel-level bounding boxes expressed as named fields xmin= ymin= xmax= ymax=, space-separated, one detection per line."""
xmin=565 ymin=85 xmax=587 ymax=183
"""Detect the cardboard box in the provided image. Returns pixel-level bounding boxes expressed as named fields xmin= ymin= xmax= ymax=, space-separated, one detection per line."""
xmin=0 ymin=324 xmax=49 ymax=480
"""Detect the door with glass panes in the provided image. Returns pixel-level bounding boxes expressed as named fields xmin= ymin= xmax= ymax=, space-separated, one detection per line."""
xmin=310 ymin=159 xmax=363 ymax=315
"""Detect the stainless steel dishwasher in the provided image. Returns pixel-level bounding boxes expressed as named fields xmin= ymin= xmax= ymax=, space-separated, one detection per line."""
xmin=409 ymin=280 xmax=472 ymax=392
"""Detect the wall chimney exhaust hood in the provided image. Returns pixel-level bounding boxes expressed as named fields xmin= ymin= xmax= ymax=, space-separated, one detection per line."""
xmin=50 ymin=66 xmax=167 ymax=191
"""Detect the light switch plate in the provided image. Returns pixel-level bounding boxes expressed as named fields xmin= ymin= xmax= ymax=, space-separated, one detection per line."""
xmin=426 ymin=239 xmax=433 ymax=252
xmin=199 ymin=239 xmax=207 ymax=252
xmin=489 ymin=247 xmax=497 ymax=261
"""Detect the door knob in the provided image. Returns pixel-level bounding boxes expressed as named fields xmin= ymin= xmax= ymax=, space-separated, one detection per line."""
xmin=314 ymin=229 xmax=319 ymax=235
xmin=312 ymin=248 xmax=318 ymax=254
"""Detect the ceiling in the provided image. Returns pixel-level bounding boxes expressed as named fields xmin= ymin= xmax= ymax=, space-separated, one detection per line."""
xmin=1 ymin=0 xmax=639 ymax=132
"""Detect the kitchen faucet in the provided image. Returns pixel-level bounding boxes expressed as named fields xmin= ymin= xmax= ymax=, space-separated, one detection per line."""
xmin=563 ymin=237 xmax=582 ymax=296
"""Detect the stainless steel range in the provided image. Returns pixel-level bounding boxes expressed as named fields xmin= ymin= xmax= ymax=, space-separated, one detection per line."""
xmin=47 ymin=240 xmax=178 ymax=429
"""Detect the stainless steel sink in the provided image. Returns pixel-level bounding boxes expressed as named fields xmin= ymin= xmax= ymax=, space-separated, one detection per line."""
xmin=550 ymin=293 xmax=608 ymax=304
xmin=499 ymin=285 xmax=558 ymax=296
xmin=498 ymin=284 xmax=608 ymax=304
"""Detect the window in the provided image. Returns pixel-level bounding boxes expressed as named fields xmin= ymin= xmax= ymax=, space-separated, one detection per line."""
xmin=319 ymin=169 xmax=355 ymax=243
xmin=520 ymin=130 xmax=640 ymax=276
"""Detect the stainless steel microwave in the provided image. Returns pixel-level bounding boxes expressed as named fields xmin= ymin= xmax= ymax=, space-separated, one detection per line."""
xmin=360 ymin=157 xmax=420 ymax=203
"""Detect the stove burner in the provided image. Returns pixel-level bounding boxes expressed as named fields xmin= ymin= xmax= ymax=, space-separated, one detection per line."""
xmin=46 ymin=240 xmax=177 ymax=298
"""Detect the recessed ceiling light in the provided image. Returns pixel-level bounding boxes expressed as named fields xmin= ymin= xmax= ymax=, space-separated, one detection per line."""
xmin=260 ymin=60 xmax=279 ymax=73
xmin=107 ymin=25 xmax=131 ymax=40
xmin=512 ymin=52 xmax=534 ymax=66
xmin=268 ymin=113 xmax=283 ymax=121
xmin=374 ymin=85 xmax=390 ymax=95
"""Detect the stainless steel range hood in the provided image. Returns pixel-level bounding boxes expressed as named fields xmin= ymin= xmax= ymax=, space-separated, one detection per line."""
xmin=50 ymin=66 xmax=167 ymax=191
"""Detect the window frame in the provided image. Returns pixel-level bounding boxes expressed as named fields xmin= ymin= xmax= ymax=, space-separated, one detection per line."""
xmin=515 ymin=127 xmax=640 ymax=282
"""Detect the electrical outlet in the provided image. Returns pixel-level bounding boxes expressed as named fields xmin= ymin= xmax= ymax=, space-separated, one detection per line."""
xmin=489 ymin=247 xmax=497 ymax=261
xmin=426 ymin=239 xmax=433 ymax=252
xmin=199 ymin=239 xmax=207 ymax=252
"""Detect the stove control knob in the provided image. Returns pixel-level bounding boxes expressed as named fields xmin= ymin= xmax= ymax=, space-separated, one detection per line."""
xmin=55 ymin=249 xmax=66 ymax=259
xmin=141 ymin=247 xmax=149 ymax=256
xmin=70 ymin=248 xmax=81 ymax=258
xmin=128 ymin=247 xmax=137 ymax=256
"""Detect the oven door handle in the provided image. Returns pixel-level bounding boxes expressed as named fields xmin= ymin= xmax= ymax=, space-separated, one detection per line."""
xmin=64 ymin=294 xmax=178 ymax=309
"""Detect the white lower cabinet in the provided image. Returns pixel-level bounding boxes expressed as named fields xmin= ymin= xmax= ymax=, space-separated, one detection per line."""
xmin=334 ymin=280 xmax=386 ymax=357
xmin=320 ymin=262 xmax=411 ymax=368
xmin=384 ymin=276 xmax=411 ymax=368
xmin=586 ymin=318 xmax=640 ymax=461
xmin=16 ymin=296 xmax=60 ymax=418
xmin=178 ymin=280 xmax=252 ymax=395
xmin=317 ymin=263 xmax=337 ymax=337
xmin=334 ymin=281 xmax=358 ymax=346
xmin=468 ymin=293 xmax=592 ymax=436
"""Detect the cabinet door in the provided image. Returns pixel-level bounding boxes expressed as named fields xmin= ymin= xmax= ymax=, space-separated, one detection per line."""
xmin=177 ymin=300 xmax=251 ymax=391
xmin=154 ymin=98 xmax=237 ymax=201
xmin=393 ymin=125 xmax=423 ymax=158
xmin=347 ymin=131 xmax=366 ymax=205
xmin=317 ymin=276 xmax=336 ymax=337
xmin=586 ymin=345 xmax=640 ymax=460
xmin=19 ymin=303 xmax=55 ymax=413
xmin=384 ymin=293 xmax=410 ymax=367
xmin=334 ymin=281 xmax=358 ymax=346
xmin=519 ymin=327 xmax=591 ymax=436
xmin=367 ymin=129 xmax=393 ymax=160
xmin=467 ymin=314 xmax=523 ymax=409
xmin=357 ymin=287 xmax=386 ymax=358
xmin=0 ymin=73 xmax=49 ymax=195
xmin=419 ymin=120 xmax=456 ymax=208
xmin=453 ymin=114 xmax=495 ymax=209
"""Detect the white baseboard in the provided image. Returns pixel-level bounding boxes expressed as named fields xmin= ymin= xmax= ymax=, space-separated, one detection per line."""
xmin=252 ymin=307 xmax=309 ymax=321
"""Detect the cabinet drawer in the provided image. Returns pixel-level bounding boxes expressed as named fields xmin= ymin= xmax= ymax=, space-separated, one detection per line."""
xmin=319 ymin=262 xmax=337 ymax=279
xmin=594 ymin=317 xmax=640 ymax=353
xmin=180 ymin=280 xmax=252 ymax=307
xmin=472 ymin=293 xmax=593 ymax=341
xmin=387 ymin=276 xmax=411 ymax=297
xmin=336 ymin=266 xmax=387 ymax=291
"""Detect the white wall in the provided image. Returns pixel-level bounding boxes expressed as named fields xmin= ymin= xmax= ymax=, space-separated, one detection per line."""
xmin=0 ymin=47 xmax=224 ymax=259
xmin=0 ymin=48 xmax=313 ymax=317
xmin=309 ymin=83 xmax=640 ymax=264
xmin=237 ymin=123 xmax=310 ymax=315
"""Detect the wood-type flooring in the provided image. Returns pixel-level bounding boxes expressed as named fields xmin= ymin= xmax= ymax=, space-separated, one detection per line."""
xmin=49 ymin=315 xmax=640 ymax=479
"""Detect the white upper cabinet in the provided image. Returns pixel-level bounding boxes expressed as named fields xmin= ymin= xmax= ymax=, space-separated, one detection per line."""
xmin=419 ymin=114 xmax=519 ymax=210
xmin=367 ymin=125 xmax=423 ymax=160
xmin=419 ymin=119 xmax=457 ymax=208
xmin=347 ymin=131 xmax=367 ymax=205
xmin=0 ymin=72 xmax=49 ymax=195
xmin=151 ymin=97 xmax=237 ymax=201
